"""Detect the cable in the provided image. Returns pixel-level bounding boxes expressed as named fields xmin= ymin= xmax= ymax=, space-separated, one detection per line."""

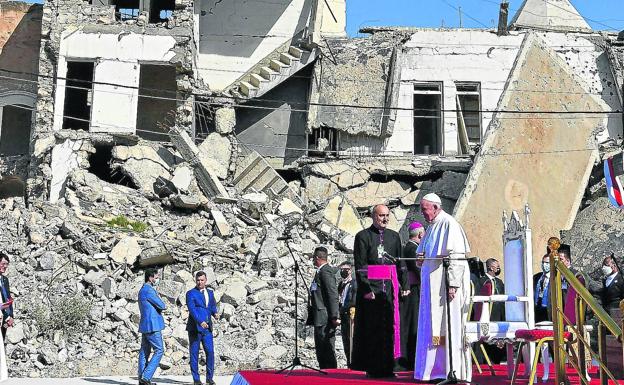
xmin=439 ymin=0 xmax=490 ymax=28
xmin=1 ymin=69 xmax=622 ymax=117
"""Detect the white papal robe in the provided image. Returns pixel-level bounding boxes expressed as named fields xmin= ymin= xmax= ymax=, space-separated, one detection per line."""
xmin=414 ymin=210 xmax=471 ymax=381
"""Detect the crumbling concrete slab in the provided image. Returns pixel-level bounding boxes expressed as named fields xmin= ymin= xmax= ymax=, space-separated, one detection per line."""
xmin=323 ymin=195 xmax=363 ymax=236
xmin=112 ymin=145 xmax=173 ymax=195
xmin=198 ymin=133 xmax=231 ymax=179
xmin=211 ymin=209 xmax=231 ymax=237
xmin=169 ymin=128 xmax=229 ymax=199
xmin=345 ymin=180 xmax=411 ymax=209
xmin=454 ymin=34 xmax=605 ymax=272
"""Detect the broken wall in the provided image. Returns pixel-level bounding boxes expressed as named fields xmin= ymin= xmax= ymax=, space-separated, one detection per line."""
xmin=29 ymin=0 xmax=196 ymax=200
xmin=455 ymin=34 xmax=607 ymax=273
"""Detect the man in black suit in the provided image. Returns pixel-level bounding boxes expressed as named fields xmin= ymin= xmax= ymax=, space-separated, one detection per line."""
xmin=0 ymin=253 xmax=13 ymax=341
xmin=533 ymin=254 xmax=551 ymax=323
xmin=338 ymin=261 xmax=357 ymax=368
xmin=596 ymin=255 xmax=624 ymax=311
xmin=306 ymin=246 xmax=340 ymax=369
xmin=475 ymin=258 xmax=505 ymax=363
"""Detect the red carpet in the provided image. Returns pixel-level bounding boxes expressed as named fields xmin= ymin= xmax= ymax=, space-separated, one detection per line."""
xmin=230 ymin=365 xmax=624 ymax=385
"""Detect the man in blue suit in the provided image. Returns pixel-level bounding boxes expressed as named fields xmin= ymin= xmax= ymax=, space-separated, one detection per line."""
xmin=138 ymin=268 xmax=166 ymax=385
xmin=0 ymin=253 xmax=14 ymax=343
xmin=186 ymin=271 xmax=218 ymax=385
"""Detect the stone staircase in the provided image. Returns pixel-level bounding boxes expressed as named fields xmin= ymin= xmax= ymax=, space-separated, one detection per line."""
xmin=227 ymin=43 xmax=319 ymax=99
xmin=233 ymin=150 xmax=302 ymax=205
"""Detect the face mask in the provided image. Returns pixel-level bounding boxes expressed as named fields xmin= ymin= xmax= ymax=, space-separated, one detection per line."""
xmin=494 ymin=269 xmax=501 ymax=276
xmin=340 ymin=269 xmax=350 ymax=279
xmin=153 ymin=278 xmax=160 ymax=285
xmin=542 ymin=262 xmax=550 ymax=273
xmin=602 ymin=266 xmax=613 ymax=276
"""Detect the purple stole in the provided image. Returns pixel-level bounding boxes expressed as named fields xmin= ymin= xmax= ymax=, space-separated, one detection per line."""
xmin=367 ymin=264 xmax=401 ymax=359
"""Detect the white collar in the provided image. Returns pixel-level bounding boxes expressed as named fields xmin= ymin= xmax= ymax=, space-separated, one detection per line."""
xmin=317 ymin=262 xmax=328 ymax=272
xmin=486 ymin=272 xmax=496 ymax=280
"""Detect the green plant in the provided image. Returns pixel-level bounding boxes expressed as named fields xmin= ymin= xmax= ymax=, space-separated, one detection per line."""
xmin=107 ymin=215 xmax=149 ymax=233
xmin=32 ymin=294 xmax=92 ymax=336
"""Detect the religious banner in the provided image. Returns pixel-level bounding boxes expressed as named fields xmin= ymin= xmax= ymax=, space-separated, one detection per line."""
xmin=604 ymin=153 xmax=624 ymax=209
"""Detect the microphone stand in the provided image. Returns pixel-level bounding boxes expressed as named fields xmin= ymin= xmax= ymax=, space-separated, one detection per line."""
xmin=398 ymin=253 xmax=479 ymax=385
xmin=277 ymin=235 xmax=327 ymax=376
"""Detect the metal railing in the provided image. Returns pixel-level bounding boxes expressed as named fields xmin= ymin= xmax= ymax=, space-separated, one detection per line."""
xmin=549 ymin=238 xmax=623 ymax=385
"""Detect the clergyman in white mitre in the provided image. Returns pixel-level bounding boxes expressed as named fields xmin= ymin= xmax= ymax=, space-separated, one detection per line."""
xmin=414 ymin=193 xmax=472 ymax=382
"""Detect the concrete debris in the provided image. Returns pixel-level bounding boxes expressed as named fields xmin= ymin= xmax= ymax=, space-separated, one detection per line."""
xmin=111 ymin=145 xmax=174 ymax=195
xmin=233 ymin=151 xmax=300 ymax=204
xmin=169 ymin=127 xmax=229 ymax=199
xmin=323 ymin=196 xmax=363 ymax=236
xmin=110 ymin=236 xmax=142 ymax=265
xmin=344 ymin=180 xmax=411 ymax=209
xmin=210 ymin=209 xmax=231 ymax=237
xmin=214 ymin=107 xmax=236 ymax=134
xmin=198 ymin=133 xmax=231 ymax=180
xmin=170 ymin=165 xmax=194 ymax=192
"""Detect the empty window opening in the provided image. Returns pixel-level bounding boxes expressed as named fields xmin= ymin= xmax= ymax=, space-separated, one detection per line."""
xmin=456 ymin=82 xmax=482 ymax=150
xmin=62 ymin=61 xmax=94 ymax=131
xmin=413 ymin=83 xmax=443 ymax=155
xmin=88 ymin=145 xmax=138 ymax=188
xmin=308 ymin=127 xmax=338 ymax=157
xmin=136 ymin=64 xmax=177 ymax=141
xmin=0 ymin=105 xmax=31 ymax=156
xmin=149 ymin=0 xmax=175 ymax=23
xmin=112 ymin=0 xmax=140 ymax=20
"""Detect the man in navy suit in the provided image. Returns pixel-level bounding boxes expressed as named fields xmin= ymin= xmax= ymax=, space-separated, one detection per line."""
xmin=138 ymin=268 xmax=166 ymax=385
xmin=186 ymin=271 xmax=218 ymax=385
xmin=0 ymin=253 xmax=14 ymax=342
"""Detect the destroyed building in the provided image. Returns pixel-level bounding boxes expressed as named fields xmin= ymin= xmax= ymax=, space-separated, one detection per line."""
xmin=0 ymin=0 xmax=623 ymax=378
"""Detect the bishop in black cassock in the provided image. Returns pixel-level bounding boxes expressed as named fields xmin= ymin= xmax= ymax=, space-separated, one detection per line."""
xmin=351 ymin=204 xmax=408 ymax=378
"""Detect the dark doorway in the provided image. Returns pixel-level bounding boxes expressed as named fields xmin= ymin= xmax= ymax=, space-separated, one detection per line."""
xmin=136 ymin=64 xmax=177 ymax=141
xmin=0 ymin=105 xmax=31 ymax=155
xmin=62 ymin=61 xmax=94 ymax=131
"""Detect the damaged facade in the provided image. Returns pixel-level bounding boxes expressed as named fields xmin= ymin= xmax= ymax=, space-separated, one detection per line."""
xmin=0 ymin=0 xmax=623 ymax=377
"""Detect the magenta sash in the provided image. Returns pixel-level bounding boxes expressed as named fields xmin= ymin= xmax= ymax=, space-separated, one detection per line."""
xmin=367 ymin=265 xmax=401 ymax=359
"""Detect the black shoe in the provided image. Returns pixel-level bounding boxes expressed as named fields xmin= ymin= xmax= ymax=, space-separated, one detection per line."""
xmin=192 ymin=382 xmax=204 ymax=385
xmin=139 ymin=379 xmax=152 ymax=385
xmin=207 ymin=380 xmax=216 ymax=385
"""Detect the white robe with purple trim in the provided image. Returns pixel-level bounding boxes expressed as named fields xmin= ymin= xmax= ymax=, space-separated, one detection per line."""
xmin=414 ymin=210 xmax=471 ymax=381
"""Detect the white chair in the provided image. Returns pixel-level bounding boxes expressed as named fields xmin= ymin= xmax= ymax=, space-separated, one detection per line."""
xmin=465 ymin=205 xmax=535 ymax=379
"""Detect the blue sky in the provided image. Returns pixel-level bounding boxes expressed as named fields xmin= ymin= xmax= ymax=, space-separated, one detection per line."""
xmin=345 ymin=0 xmax=624 ymax=36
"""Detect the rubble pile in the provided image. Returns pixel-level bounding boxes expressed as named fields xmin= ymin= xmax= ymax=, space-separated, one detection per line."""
xmin=0 ymin=135 xmax=470 ymax=377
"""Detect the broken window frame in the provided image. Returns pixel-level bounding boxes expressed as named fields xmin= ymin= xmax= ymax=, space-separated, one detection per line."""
xmin=413 ymin=82 xmax=444 ymax=155
xmin=62 ymin=60 xmax=95 ymax=132
xmin=455 ymin=82 xmax=482 ymax=148
xmin=308 ymin=126 xmax=339 ymax=157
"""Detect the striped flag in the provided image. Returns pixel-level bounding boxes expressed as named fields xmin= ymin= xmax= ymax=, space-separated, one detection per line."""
xmin=604 ymin=153 xmax=624 ymax=208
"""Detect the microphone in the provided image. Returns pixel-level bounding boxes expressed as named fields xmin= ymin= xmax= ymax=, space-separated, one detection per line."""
xmin=381 ymin=251 xmax=397 ymax=263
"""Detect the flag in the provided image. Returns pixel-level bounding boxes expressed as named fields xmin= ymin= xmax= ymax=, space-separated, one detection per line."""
xmin=604 ymin=153 xmax=624 ymax=208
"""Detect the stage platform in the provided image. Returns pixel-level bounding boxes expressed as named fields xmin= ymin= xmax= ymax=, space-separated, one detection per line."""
xmin=229 ymin=365 xmax=621 ymax=385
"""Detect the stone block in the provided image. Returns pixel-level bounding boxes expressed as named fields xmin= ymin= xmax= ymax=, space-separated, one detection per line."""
xmin=215 ymin=107 xmax=235 ymax=134
xmin=110 ymin=236 xmax=142 ymax=265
